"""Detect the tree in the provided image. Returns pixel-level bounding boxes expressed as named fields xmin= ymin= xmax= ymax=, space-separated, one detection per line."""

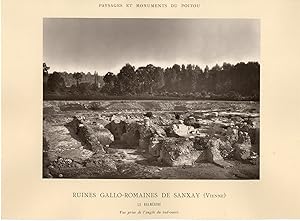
xmin=209 ymin=64 xmax=221 ymax=92
xmin=194 ymin=65 xmax=203 ymax=92
xmin=164 ymin=67 xmax=177 ymax=92
xmin=117 ymin=63 xmax=136 ymax=94
xmin=204 ymin=65 xmax=209 ymax=78
xmin=43 ymin=62 xmax=50 ymax=76
xmin=103 ymin=72 xmax=116 ymax=86
xmin=171 ymin=64 xmax=181 ymax=91
xmin=152 ymin=66 xmax=165 ymax=92
xmin=43 ymin=63 xmax=50 ymax=94
xmin=47 ymin=72 xmax=66 ymax=92
xmin=102 ymin=72 xmax=119 ymax=94
xmin=143 ymin=64 xmax=163 ymax=94
xmin=99 ymin=61 xmax=260 ymax=100
xmin=73 ymin=72 xmax=83 ymax=88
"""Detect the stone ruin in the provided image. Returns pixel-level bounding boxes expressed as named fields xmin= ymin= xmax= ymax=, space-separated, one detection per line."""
xmin=78 ymin=113 xmax=258 ymax=167
xmin=43 ymin=112 xmax=259 ymax=178
xmin=68 ymin=116 xmax=114 ymax=153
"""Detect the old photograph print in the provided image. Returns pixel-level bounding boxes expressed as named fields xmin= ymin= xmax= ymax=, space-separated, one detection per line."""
xmin=43 ymin=18 xmax=260 ymax=179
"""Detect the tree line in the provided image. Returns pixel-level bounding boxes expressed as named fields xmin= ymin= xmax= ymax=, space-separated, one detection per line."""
xmin=43 ymin=61 xmax=259 ymax=101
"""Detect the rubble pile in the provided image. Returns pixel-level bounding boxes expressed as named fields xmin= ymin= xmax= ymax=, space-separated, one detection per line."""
xmin=205 ymin=138 xmax=233 ymax=168
xmin=158 ymin=137 xmax=202 ymax=167
xmin=69 ymin=116 xmax=114 ymax=153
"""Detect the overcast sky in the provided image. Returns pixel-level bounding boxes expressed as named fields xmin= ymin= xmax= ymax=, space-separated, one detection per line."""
xmin=43 ymin=18 xmax=260 ymax=75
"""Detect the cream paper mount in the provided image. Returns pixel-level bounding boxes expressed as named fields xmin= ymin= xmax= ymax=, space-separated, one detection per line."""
xmin=2 ymin=0 xmax=300 ymax=219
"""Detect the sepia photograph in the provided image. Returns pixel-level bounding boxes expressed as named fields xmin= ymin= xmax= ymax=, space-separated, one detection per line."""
xmin=43 ymin=18 xmax=260 ymax=179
